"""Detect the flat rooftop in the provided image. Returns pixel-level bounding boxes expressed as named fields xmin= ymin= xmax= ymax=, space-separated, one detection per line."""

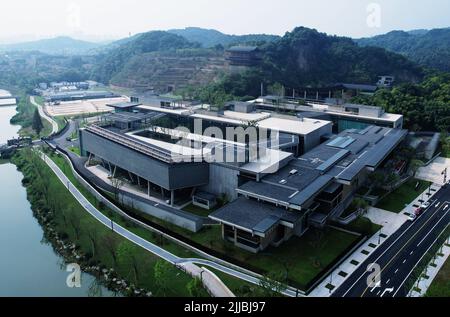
xmin=306 ymin=102 xmax=403 ymax=123
xmin=258 ymin=117 xmax=331 ymax=135
xmin=209 ymin=197 xmax=304 ymax=235
xmin=105 ymin=111 xmax=161 ymax=124
xmin=139 ymin=103 xmax=331 ymax=136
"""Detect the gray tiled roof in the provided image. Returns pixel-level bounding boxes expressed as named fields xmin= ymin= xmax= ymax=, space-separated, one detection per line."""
xmin=237 ymin=125 xmax=408 ymax=207
xmin=209 ymin=197 xmax=304 ymax=233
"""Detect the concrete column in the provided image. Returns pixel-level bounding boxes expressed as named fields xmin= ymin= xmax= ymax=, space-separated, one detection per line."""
xmin=112 ymin=166 xmax=117 ymax=178
xmin=171 ymin=190 xmax=175 ymax=207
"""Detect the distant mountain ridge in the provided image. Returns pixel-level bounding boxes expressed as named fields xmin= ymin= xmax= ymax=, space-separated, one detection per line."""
xmin=168 ymin=27 xmax=280 ymax=47
xmin=0 ymin=36 xmax=102 ymax=55
xmin=355 ymin=28 xmax=450 ymax=71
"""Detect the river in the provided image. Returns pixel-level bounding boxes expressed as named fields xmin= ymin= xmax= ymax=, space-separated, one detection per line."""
xmin=0 ymin=90 xmax=114 ymax=297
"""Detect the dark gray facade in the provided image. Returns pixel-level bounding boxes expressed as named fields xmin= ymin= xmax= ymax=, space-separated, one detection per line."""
xmin=80 ymin=129 xmax=209 ymax=190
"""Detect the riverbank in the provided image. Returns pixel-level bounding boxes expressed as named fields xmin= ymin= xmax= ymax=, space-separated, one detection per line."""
xmin=12 ymin=148 xmax=209 ymax=297
xmin=10 ymin=93 xmax=52 ymax=139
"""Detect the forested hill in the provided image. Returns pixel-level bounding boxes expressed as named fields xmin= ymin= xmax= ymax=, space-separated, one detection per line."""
xmin=168 ymin=27 xmax=280 ymax=48
xmin=356 ymin=28 xmax=450 ymax=72
xmin=351 ymin=73 xmax=450 ymax=132
xmin=203 ymin=27 xmax=424 ymax=98
xmin=262 ymin=27 xmax=423 ymax=87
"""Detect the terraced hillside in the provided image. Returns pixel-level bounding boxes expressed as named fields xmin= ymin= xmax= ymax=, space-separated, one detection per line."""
xmin=109 ymin=49 xmax=227 ymax=92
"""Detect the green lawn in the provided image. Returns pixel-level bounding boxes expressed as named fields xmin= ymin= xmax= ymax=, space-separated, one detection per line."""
xmin=426 ymin=256 xmax=450 ymax=297
xmin=45 ymin=147 xmax=360 ymax=291
xmin=69 ymin=146 xmax=81 ymax=156
xmin=54 ymin=116 xmax=68 ymax=132
xmin=340 ymin=217 xmax=382 ymax=236
xmin=46 ymin=149 xmax=199 ymax=260
xmin=376 ymin=179 xmax=432 ymax=213
xmin=205 ymin=266 xmax=272 ymax=297
xmin=182 ymin=203 xmax=216 ymax=218
xmin=169 ymin=224 xmax=360 ymax=290
xmin=13 ymin=149 xmax=209 ymax=297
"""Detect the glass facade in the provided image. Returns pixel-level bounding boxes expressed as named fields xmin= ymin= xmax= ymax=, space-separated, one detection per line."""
xmin=337 ymin=119 xmax=371 ymax=133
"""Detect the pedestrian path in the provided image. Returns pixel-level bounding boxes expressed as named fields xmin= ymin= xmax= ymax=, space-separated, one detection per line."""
xmin=30 ymin=96 xmax=58 ymax=135
xmin=416 ymin=157 xmax=450 ymax=185
xmin=40 ymin=152 xmax=238 ymax=297
xmin=40 ymin=151 xmax=304 ymax=297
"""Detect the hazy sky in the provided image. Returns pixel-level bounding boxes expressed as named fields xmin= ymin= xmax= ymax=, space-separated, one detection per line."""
xmin=0 ymin=0 xmax=449 ymax=43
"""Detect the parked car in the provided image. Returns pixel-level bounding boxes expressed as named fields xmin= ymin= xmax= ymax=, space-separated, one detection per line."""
xmin=421 ymin=201 xmax=431 ymax=209
xmin=415 ymin=207 xmax=424 ymax=216
xmin=408 ymin=214 xmax=417 ymax=222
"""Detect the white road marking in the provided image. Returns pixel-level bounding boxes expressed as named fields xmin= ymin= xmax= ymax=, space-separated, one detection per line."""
xmin=386 ymin=279 xmax=391 ymax=284
xmin=381 ymin=288 xmax=395 ymax=297
xmin=417 ymin=211 xmax=449 ymax=247
xmin=395 ymin=269 xmax=399 ymax=274
xmin=342 ymin=198 xmax=449 ymax=297
xmin=403 ymin=260 xmax=406 ymax=264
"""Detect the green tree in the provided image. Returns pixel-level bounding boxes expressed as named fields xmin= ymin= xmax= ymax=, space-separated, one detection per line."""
xmin=32 ymin=108 xmax=44 ymax=136
xmin=410 ymin=159 xmax=425 ymax=177
xmin=153 ymin=260 xmax=173 ymax=296
xmin=117 ymin=242 xmax=140 ymax=284
xmin=186 ymin=277 xmax=204 ymax=297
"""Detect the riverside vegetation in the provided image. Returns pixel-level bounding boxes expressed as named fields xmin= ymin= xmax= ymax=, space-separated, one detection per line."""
xmin=11 ymin=148 xmax=209 ymax=297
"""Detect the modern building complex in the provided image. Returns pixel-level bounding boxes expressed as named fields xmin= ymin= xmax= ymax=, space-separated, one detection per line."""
xmin=254 ymin=97 xmax=404 ymax=132
xmin=211 ymin=126 xmax=407 ymax=252
xmin=78 ymin=96 xmax=408 ymax=253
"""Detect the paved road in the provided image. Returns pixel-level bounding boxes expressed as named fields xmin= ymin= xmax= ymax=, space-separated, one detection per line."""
xmin=333 ymin=185 xmax=450 ymax=297
xmin=30 ymin=96 xmax=59 ymax=135
xmin=40 ymin=151 xmax=302 ymax=297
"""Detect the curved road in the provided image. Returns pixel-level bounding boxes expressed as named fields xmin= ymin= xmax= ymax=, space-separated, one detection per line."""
xmin=40 ymin=151 xmax=301 ymax=297
xmin=30 ymin=96 xmax=58 ymax=135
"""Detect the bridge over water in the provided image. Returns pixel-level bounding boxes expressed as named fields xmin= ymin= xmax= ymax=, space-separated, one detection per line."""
xmin=0 ymin=95 xmax=18 ymax=106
